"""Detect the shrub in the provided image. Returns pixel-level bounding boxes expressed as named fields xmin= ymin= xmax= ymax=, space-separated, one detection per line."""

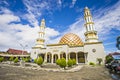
xmin=72 ymin=59 xmax=76 ymax=65
xmin=89 ymin=62 xmax=95 ymax=66
xmin=67 ymin=59 xmax=73 ymax=67
xmin=56 ymin=59 xmax=61 ymax=65
xmin=34 ymin=58 xmax=37 ymax=63
xmin=9 ymin=56 xmax=14 ymax=61
xmin=36 ymin=56 xmax=43 ymax=66
xmin=97 ymin=58 xmax=103 ymax=65
xmin=14 ymin=57 xmax=18 ymax=63
xmin=22 ymin=57 xmax=30 ymax=62
xmin=25 ymin=58 xmax=30 ymax=62
xmin=56 ymin=58 xmax=67 ymax=69
xmin=60 ymin=58 xmax=67 ymax=69
xmin=0 ymin=57 xmax=4 ymax=62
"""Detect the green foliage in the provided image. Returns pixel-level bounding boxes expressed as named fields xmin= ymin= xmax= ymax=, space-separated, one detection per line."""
xmin=67 ymin=59 xmax=73 ymax=67
xmin=56 ymin=59 xmax=61 ymax=65
xmin=89 ymin=62 xmax=95 ymax=66
xmin=0 ymin=57 xmax=4 ymax=62
xmin=56 ymin=58 xmax=67 ymax=69
xmin=22 ymin=57 xmax=30 ymax=62
xmin=97 ymin=58 xmax=103 ymax=65
xmin=60 ymin=58 xmax=67 ymax=69
xmin=34 ymin=58 xmax=37 ymax=63
xmin=105 ymin=55 xmax=114 ymax=63
xmin=14 ymin=57 xmax=18 ymax=63
xmin=9 ymin=56 xmax=14 ymax=61
xmin=72 ymin=59 xmax=76 ymax=65
xmin=36 ymin=56 xmax=43 ymax=66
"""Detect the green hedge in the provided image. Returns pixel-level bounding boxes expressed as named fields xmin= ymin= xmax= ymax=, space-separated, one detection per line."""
xmin=0 ymin=57 xmax=4 ymax=62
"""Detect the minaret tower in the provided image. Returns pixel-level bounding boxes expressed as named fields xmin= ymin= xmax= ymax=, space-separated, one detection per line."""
xmin=84 ymin=7 xmax=99 ymax=43
xmin=35 ymin=19 xmax=45 ymax=48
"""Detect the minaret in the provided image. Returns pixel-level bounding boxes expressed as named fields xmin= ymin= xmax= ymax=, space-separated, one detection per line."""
xmin=35 ymin=19 xmax=45 ymax=48
xmin=84 ymin=7 xmax=98 ymax=43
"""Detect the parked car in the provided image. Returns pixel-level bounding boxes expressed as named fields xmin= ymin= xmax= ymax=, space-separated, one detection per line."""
xmin=105 ymin=59 xmax=120 ymax=73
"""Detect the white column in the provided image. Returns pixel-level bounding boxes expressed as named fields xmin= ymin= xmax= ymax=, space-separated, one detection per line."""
xmin=84 ymin=53 xmax=87 ymax=64
xmin=51 ymin=54 xmax=53 ymax=64
xmin=44 ymin=53 xmax=47 ymax=63
xmin=66 ymin=53 xmax=68 ymax=63
xmin=58 ymin=54 xmax=60 ymax=59
xmin=76 ymin=53 xmax=78 ymax=64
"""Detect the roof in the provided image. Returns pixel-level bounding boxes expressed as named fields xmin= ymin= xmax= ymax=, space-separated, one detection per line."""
xmin=109 ymin=52 xmax=120 ymax=55
xmin=7 ymin=48 xmax=28 ymax=55
xmin=109 ymin=52 xmax=120 ymax=59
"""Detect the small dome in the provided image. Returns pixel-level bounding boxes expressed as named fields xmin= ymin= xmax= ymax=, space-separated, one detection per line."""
xmin=59 ymin=33 xmax=84 ymax=47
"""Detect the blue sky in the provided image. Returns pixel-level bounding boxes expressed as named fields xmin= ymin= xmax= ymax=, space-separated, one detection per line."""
xmin=0 ymin=0 xmax=120 ymax=54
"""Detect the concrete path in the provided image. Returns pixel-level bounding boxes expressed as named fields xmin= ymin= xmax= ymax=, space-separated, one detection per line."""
xmin=0 ymin=63 xmax=84 ymax=72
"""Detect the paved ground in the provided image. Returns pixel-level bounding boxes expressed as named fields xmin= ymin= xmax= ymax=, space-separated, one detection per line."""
xmin=0 ymin=63 xmax=112 ymax=80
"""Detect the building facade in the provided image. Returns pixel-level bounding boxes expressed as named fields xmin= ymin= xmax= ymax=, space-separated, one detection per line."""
xmin=30 ymin=7 xmax=106 ymax=64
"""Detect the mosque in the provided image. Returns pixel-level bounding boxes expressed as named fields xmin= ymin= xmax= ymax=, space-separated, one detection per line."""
xmin=30 ymin=7 xmax=106 ymax=64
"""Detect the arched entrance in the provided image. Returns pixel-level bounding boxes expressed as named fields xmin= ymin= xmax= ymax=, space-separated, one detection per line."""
xmin=60 ymin=52 xmax=66 ymax=59
xmin=69 ymin=52 xmax=76 ymax=60
xmin=53 ymin=54 xmax=58 ymax=63
xmin=47 ymin=53 xmax=52 ymax=63
xmin=77 ymin=52 xmax=85 ymax=63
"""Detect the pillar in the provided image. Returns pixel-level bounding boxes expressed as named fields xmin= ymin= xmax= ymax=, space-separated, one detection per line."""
xmin=76 ymin=53 xmax=78 ymax=64
xmin=44 ymin=53 xmax=47 ymax=63
xmin=84 ymin=53 xmax=87 ymax=64
xmin=66 ymin=53 xmax=68 ymax=63
xmin=51 ymin=54 xmax=53 ymax=64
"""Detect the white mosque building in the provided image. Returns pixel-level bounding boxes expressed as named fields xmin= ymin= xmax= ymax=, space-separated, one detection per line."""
xmin=30 ymin=7 xmax=106 ymax=64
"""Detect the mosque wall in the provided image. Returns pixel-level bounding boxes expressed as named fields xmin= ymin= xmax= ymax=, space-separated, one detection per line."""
xmin=84 ymin=43 xmax=106 ymax=64
xmin=68 ymin=47 xmax=84 ymax=53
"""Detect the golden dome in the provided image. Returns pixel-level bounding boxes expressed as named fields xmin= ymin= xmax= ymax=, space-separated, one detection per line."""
xmin=59 ymin=33 xmax=84 ymax=47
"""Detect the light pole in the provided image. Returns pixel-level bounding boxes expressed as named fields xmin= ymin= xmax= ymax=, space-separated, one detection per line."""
xmin=19 ymin=43 xmax=28 ymax=67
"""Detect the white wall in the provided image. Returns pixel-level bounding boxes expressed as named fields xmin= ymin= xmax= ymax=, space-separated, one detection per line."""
xmin=84 ymin=43 xmax=106 ymax=64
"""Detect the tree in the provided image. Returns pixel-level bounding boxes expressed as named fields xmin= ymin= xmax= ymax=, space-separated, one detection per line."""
xmin=67 ymin=59 xmax=73 ymax=67
xmin=36 ymin=56 xmax=43 ymax=66
xmin=14 ymin=57 xmax=18 ymax=63
xmin=0 ymin=57 xmax=4 ymax=62
xmin=105 ymin=55 xmax=113 ymax=63
xmin=97 ymin=58 xmax=103 ymax=65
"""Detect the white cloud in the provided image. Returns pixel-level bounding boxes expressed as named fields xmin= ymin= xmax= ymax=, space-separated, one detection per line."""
xmin=45 ymin=27 xmax=60 ymax=44
xmin=58 ymin=0 xmax=62 ymax=7
xmin=70 ymin=0 xmax=77 ymax=8
xmin=94 ymin=1 xmax=120 ymax=41
xmin=0 ymin=8 xmax=60 ymax=51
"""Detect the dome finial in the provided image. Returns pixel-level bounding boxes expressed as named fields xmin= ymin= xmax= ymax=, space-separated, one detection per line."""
xmin=85 ymin=6 xmax=88 ymax=9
